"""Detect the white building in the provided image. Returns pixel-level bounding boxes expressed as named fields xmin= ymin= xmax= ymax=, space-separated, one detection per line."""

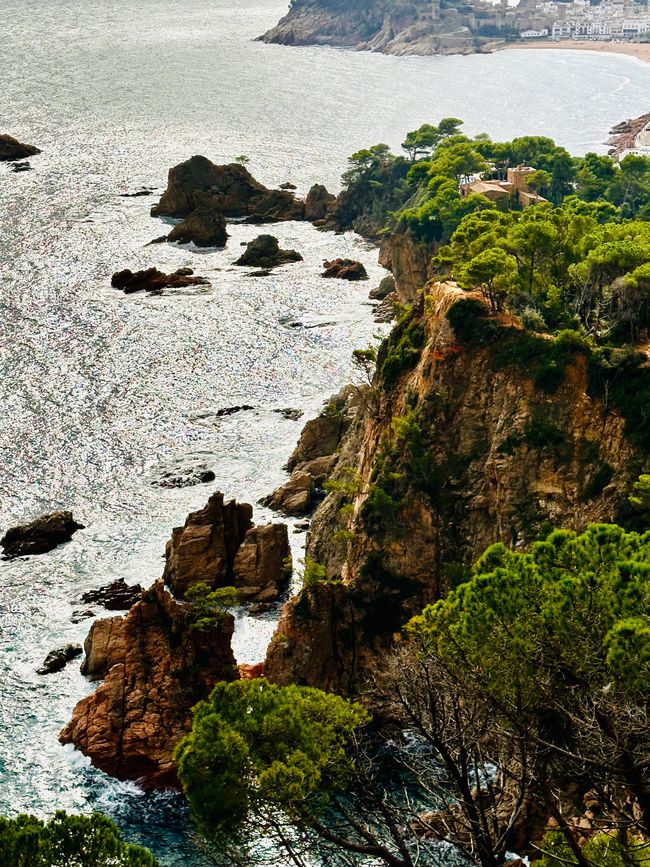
xmin=521 ymin=27 xmax=549 ymax=36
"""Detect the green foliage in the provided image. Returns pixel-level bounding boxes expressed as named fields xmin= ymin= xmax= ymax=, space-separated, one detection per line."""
xmin=629 ymin=474 xmax=650 ymax=510
xmin=176 ymin=680 xmax=369 ymax=840
xmin=537 ymin=830 xmax=649 ymax=867
xmin=378 ymin=306 xmax=426 ymax=387
xmin=410 ymin=523 xmax=650 ymax=704
xmin=184 ymin=582 xmax=239 ymax=630
xmin=0 ymin=811 xmax=159 ymax=866
xmin=302 ymin=557 xmax=327 ymax=588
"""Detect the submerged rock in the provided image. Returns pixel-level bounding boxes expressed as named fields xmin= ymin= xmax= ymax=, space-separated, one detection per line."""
xmin=166 ymin=206 xmax=228 ymax=248
xmin=234 ymin=234 xmax=302 ymax=269
xmin=110 ymin=267 xmax=209 ymax=294
xmin=322 ymin=258 xmax=368 ymax=280
xmin=60 ymin=580 xmax=238 ymax=786
xmin=37 ymin=644 xmax=82 ymax=675
xmin=80 ymin=578 xmax=143 ymax=611
xmin=0 ymin=134 xmax=40 ymax=161
xmin=11 ymin=161 xmax=32 ymax=173
xmin=151 ymin=156 xmax=306 ymax=222
xmin=1 ymin=511 xmax=84 ymax=559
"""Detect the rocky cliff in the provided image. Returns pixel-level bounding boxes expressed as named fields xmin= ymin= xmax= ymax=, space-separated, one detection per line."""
xmin=265 ymin=282 xmax=644 ymax=694
xmin=260 ymin=0 xmax=502 ymax=57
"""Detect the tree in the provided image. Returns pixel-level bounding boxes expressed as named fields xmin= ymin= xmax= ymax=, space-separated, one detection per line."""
xmin=0 ymin=811 xmax=159 ymax=866
xmin=184 ymin=582 xmax=240 ymax=630
xmin=409 ymin=523 xmax=650 ymax=836
xmin=458 ymin=247 xmax=518 ymax=311
xmin=401 ymin=118 xmax=463 ymax=162
xmin=176 ymin=679 xmax=424 ymax=867
xmin=606 ymin=154 xmax=650 ymax=218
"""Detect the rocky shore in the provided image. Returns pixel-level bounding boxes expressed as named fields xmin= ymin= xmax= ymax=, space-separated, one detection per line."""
xmin=60 ymin=492 xmax=291 ymax=785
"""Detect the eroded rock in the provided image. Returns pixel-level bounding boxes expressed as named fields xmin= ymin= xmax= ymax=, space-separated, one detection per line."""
xmin=60 ymin=580 xmax=238 ymax=786
xmin=111 ymin=268 xmax=209 ymax=294
xmin=166 ymin=206 xmax=228 ymax=248
xmin=322 ymin=258 xmax=368 ymax=280
xmin=232 ymin=524 xmax=292 ymax=601
xmin=151 ymin=156 xmax=306 ymax=222
xmin=235 ymin=235 xmax=302 ymax=269
xmin=0 ymin=134 xmax=41 ymax=161
xmin=37 ymin=644 xmax=82 ymax=675
xmin=1 ymin=511 xmax=84 ymax=559
xmin=80 ymin=578 xmax=143 ymax=611
xmin=305 ymin=184 xmax=336 ymax=222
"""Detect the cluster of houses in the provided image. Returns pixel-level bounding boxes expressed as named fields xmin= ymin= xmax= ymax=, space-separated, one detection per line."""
xmin=518 ymin=0 xmax=650 ymax=41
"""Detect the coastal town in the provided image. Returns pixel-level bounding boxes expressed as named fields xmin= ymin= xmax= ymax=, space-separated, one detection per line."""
xmin=516 ymin=0 xmax=650 ymax=42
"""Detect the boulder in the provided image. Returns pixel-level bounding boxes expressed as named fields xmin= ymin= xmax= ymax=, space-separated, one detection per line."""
xmin=232 ymin=524 xmax=292 ymax=601
xmin=235 ymin=235 xmax=302 ymax=269
xmin=279 ymin=182 xmax=297 ymax=191
xmin=263 ymin=470 xmax=314 ymax=517
xmin=80 ymin=578 xmax=143 ymax=611
xmin=151 ymin=464 xmax=216 ymax=489
xmin=322 ymin=258 xmax=368 ymax=280
xmin=166 ymin=206 xmax=228 ymax=248
xmin=162 ymin=492 xmax=254 ymax=597
xmin=37 ymin=644 xmax=82 ymax=675
xmin=151 ymin=156 xmax=305 ymax=222
xmin=305 ymin=184 xmax=336 ymax=222
xmin=1 ymin=511 xmax=84 ymax=559
xmin=60 ymin=580 xmax=237 ymax=786
xmin=369 ymin=274 xmax=395 ymax=300
xmin=0 ymin=134 xmax=40 ymax=161
xmin=110 ymin=267 xmax=209 ymax=294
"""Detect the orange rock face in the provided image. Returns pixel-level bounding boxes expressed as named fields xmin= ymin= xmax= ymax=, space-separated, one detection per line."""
xmin=60 ymin=580 xmax=237 ymax=786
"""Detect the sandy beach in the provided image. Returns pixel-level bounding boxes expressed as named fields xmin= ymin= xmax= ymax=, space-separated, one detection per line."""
xmin=502 ymin=40 xmax=650 ymax=63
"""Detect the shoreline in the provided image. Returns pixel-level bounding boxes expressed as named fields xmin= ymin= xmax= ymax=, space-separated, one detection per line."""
xmin=500 ymin=39 xmax=650 ymax=63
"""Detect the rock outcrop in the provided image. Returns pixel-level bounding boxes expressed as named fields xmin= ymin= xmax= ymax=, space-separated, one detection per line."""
xmin=111 ymin=268 xmax=209 ymax=294
xmin=80 ymin=579 xmax=143 ymax=611
xmin=322 ymin=259 xmax=368 ymax=281
xmin=60 ymin=580 xmax=237 ymax=786
xmin=162 ymin=492 xmax=253 ymax=596
xmin=305 ymin=184 xmax=336 ymax=222
xmin=369 ymin=274 xmax=396 ymax=301
xmin=0 ymin=134 xmax=41 ymax=161
xmin=162 ymin=491 xmax=291 ymax=602
xmin=151 ymin=156 xmax=305 ymax=222
xmin=37 ymin=644 xmax=82 ymax=675
xmin=232 ymin=525 xmax=292 ymax=602
xmin=265 ymin=282 xmax=645 ymax=694
xmin=379 ymin=231 xmax=437 ymax=303
xmin=166 ymin=206 xmax=228 ymax=247
xmin=1 ymin=511 xmax=84 ymax=559
xmin=234 ymin=235 xmax=303 ymax=268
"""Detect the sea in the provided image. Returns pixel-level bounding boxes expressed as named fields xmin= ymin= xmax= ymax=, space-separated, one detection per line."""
xmin=1 ymin=0 xmax=649 ymax=862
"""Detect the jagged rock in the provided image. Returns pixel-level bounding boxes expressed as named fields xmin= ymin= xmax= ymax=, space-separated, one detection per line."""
xmin=305 ymin=184 xmax=336 ymax=222
xmin=379 ymin=231 xmax=436 ymax=302
xmin=37 ymin=644 xmax=82 ymax=675
xmin=60 ymin=580 xmax=237 ymax=786
xmin=275 ymin=407 xmax=304 ymax=421
xmin=232 ymin=524 xmax=292 ymax=601
xmin=166 ymin=206 xmax=228 ymax=248
xmin=71 ymin=609 xmax=95 ymax=624
xmin=0 ymin=134 xmax=40 ymax=161
xmin=234 ymin=235 xmax=302 ymax=269
xmin=369 ymin=274 xmax=395 ymax=300
xmin=322 ymin=259 xmax=368 ymax=280
xmin=80 ymin=578 xmax=143 ymax=611
xmin=263 ymin=470 xmax=314 ymax=517
xmin=162 ymin=492 xmax=253 ymax=597
xmin=286 ymin=388 xmax=358 ymax=472
xmin=1 ymin=511 xmax=84 ymax=559
xmin=151 ymin=156 xmax=305 ymax=222
xmin=214 ymin=405 xmax=255 ymax=417
xmin=111 ymin=268 xmax=209 ymax=294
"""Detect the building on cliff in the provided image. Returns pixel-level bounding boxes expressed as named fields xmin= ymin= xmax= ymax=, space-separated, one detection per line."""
xmin=460 ymin=165 xmax=546 ymax=207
